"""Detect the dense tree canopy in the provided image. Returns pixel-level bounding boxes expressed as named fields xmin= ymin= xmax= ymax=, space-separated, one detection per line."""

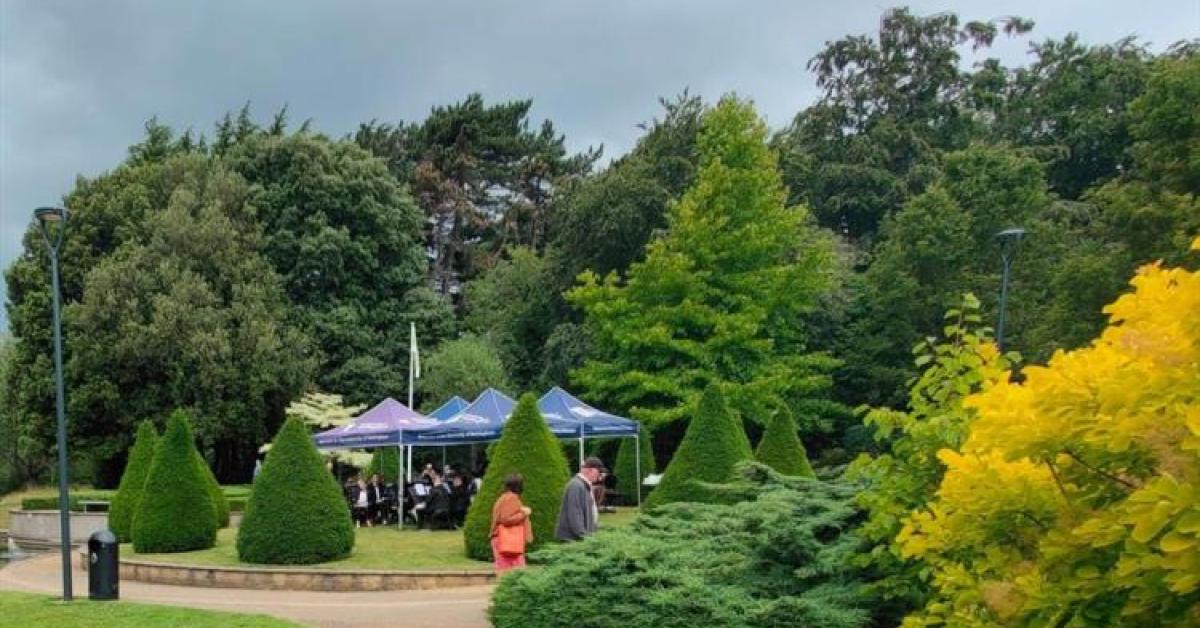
xmin=570 ymin=97 xmax=839 ymax=428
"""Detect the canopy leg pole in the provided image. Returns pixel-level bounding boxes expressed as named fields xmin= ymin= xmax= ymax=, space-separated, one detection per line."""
xmin=403 ymin=441 xmax=408 ymax=530
xmin=578 ymin=427 xmax=585 ymax=467
xmin=441 ymin=446 xmax=446 ymax=469
xmin=406 ymin=446 xmax=413 ymax=482
xmin=635 ymin=433 xmax=642 ymax=508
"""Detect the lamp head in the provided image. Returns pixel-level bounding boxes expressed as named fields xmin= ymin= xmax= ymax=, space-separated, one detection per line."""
xmin=34 ymin=207 xmax=66 ymax=224
xmin=997 ymin=227 xmax=1026 ymax=239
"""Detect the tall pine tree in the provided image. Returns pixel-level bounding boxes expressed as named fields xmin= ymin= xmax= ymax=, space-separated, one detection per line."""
xmin=569 ymin=96 xmax=838 ymax=432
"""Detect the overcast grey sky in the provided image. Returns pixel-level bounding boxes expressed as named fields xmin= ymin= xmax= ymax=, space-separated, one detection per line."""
xmin=2 ymin=0 xmax=1198 ymax=328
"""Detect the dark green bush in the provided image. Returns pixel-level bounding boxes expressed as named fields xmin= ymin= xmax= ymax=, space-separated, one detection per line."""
xmin=132 ymin=410 xmax=217 ymax=553
xmin=194 ymin=451 xmax=230 ymax=528
xmin=226 ymin=497 xmax=247 ymax=512
xmin=237 ymin=417 xmax=354 ymax=564
xmin=109 ymin=421 xmax=159 ymax=542
xmin=645 ymin=384 xmax=752 ymax=508
xmin=491 ymin=463 xmax=872 ymax=628
xmin=463 ymin=393 xmax=570 ymax=561
xmin=21 ymin=492 xmax=114 ymax=512
xmin=614 ymin=425 xmax=656 ymax=504
xmin=754 ymin=405 xmax=815 ymax=477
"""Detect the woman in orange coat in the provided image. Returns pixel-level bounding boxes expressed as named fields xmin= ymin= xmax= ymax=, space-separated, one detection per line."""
xmin=490 ymin=473 xmax=532 ymax=572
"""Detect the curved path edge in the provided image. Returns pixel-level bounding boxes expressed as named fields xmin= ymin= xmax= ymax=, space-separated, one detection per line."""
xmin=1 ymin=553 xmax=492 ymax=628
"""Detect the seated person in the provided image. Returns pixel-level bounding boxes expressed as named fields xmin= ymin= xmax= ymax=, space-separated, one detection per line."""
xmin=448 ymin=473 xmax=470 ymax=526
xmin=367 ymin=474 xmax=388 ymax=524
xmin=424 ymin=478 xmax=454 ymax=530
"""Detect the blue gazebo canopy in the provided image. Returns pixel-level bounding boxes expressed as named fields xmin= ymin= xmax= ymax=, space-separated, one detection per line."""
xmin=427 ymin=395 xmax=469 ymax=421
xmin=537 ymin=387 xmax=639 ymax=438
xmin=406 ymin=388 xmax=581 ymax=445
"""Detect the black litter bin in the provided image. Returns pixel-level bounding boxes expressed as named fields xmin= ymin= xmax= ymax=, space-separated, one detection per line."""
xmin=87 ymin=529 xmax=119 ymax=600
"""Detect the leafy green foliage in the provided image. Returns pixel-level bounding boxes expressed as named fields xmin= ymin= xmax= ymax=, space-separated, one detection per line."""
xmin=570 ymin=97 xmax=838 ymax=429
xmin=109 ymin=421 xmax=159 ymax=542
xmin=60 ymin=153 xmax=311 ymax=483
xmin=225 ymin=130 xmax=444 ymax=408
xmin=355 ymin=94 xmax=599 ymax=297
xmin=613 ymin=425 xmax=656 ymax=503
xmin=285 ymin=392 xmax=364 ymax=431
xmin=462 ymin=393 xmax=570 ymax=560
xmin=754 ymin=405 xmax=815 ymax=477
xmin=132 ymin=410 xmax=217 ymax=553
xmin=464 ymin=247 xmax=560 ymax=387
xmin=774 ymin=8 xmax=1033 ymax=240
xmin=645 ymin=385 xmax=753 ymax=508
xmin=491 ymin=463 xmax=873 ymax=628
xmin=846 ymin=295 xmax=1012 ymax=619
xmin=366 ymin=447 xmax=402 ymax=484
xmin=419 ymin=335 xmax=510 ymax=406
xmin=237 ymin=417 xmax=354 ymax=564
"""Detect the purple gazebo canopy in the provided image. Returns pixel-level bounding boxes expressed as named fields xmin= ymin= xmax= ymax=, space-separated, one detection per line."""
xmin=313 ymin=397 xmax=437 ymax=449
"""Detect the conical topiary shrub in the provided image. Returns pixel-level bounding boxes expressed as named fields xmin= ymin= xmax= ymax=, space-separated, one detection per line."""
xmin=614 ymin=424 xmax=656 ymax=504
xmin=645 ymin=384 xmax=753 ymax=508
xmin=463 ymin=393 xmax=571 ymax=561
xmin=132 ymin=410 xmax=217 ymax=553
xmin=754 ymin=405 xmax=815 ymax=478
xmin=109 ymin=421 xmax=159 ymax=543
xmin=237 ymin=417 xmax=354 ymax=564
xmin=367 ymin=447 xmax=401 ymax=483
xmin=194 ymin=450 xmax=230 ymax=528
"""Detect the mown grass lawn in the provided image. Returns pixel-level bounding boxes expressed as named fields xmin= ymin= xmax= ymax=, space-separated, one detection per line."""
xmin=126 ymin=507 xmax=640 ymax=571
xmin=0 ymin=590 xmax=298 ymax=627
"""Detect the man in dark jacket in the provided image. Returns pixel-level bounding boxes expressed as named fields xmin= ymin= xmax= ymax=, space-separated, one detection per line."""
xmin=555 ymin=457 xmax=604 ymax=541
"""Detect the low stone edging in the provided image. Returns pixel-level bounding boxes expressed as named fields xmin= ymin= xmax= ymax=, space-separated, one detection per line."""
xmin=78 ymin=551 xmax=495 ymax=591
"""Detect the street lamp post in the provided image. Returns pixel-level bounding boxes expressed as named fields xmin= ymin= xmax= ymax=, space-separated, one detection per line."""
xmin=995 ymin=227 xmax=1027 ymax=353
xmin=35 ymin=206 xmax=72 ymax=601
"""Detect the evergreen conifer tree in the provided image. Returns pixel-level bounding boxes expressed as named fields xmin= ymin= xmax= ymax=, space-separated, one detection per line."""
xmin=614 ymin=425 xmax=656 ymax=503
xmin=237 ymin=417 xmax=354 ymax=564
xmin=754 ymin=405 xmax=815 ymax=477
xmin=462 ymin=393 xmax=570 ymax=560
xmin=645 ymin=384 xmax=753 ymax=508
xmin=367 ymin=447 xmax=402 ymax=483
xmin=194 ymin=450 xmax=230 ymax=528
xmin=109 ymin=420 xmax=159 ymax=543
xmin=132 ymin=410 xmax=217 ymax=553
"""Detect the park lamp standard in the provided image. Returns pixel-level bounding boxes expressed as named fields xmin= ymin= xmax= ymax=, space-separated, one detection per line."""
xmin=34 ymin=206 xmax=73 ymax=601
xmin=995 ymin=227 xmax=1027 ymax=354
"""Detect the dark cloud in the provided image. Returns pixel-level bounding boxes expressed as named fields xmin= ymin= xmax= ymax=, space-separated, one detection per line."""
xmin=3 ymin=0 xmax=1197 ymax=329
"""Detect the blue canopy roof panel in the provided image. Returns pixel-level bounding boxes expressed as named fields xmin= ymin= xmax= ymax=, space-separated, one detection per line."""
xmin=427 ymin=395 xmax=469 ymax=421
xmin=538 ymin=387 xmax=639 ymax=437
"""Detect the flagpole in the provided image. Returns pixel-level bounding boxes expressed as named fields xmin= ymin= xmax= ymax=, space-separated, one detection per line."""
xmin=408 ymin=324 xmax=416 ymax=410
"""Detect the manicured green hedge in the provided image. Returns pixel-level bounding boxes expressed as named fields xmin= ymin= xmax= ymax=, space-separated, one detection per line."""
xmin=237 ymin=417 xmax=354 ymax=564
xmin=754 ymin=405 xmax=815 ymax=477
xmin=227 ymin=497 xmax=247 ymax=512
xmin=109 ymin=421 xmax=159 ymax=542
xmin=614 ymin=424 xmax=656 ymax=504
xmin=645 ymin=384 xmax=753 ymax=508
xmin=194 ymin=451 xmax=230 ymax=528
xmin=131 ymin=410 xmax=217 ymax=553
xmin=491 ymin=463 xmax=872 ymax=628
xmin=21 ymin=493 xmax=113 ymax=512
xmin=463 ymin=393 xmax=570 ymax=561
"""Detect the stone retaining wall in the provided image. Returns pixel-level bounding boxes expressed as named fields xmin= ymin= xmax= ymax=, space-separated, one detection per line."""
xmin=8 ymin=510 xmax=241 ymax=552
xmin=78 ymin=551 xmax=495 ymax=591
xmin=7 ymin=510 xmax=108 ymax=551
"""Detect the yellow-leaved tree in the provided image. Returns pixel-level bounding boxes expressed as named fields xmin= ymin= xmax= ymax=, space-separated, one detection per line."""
xmin=899 ymin=237 xmax=1200 ymax=626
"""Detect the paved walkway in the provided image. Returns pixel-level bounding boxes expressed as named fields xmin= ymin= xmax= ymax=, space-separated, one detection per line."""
xmin=0 ymin=552 xmax=492 ymax=627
